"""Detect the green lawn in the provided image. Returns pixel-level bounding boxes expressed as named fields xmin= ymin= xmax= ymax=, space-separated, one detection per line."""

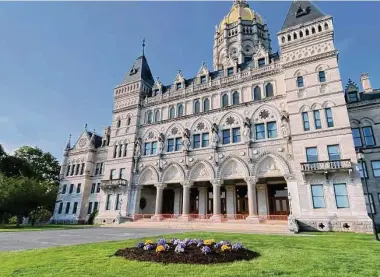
xmin=0 ymin=224 xmax=94 ymax=232
xmin=1 ymin=232 xmax=380 ymax=277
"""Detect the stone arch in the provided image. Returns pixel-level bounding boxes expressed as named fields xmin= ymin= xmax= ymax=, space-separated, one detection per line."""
xmin=142 ymin=127 xmax=160 ymax=142
xmin=251 ymin=104 xmax=281 ymax=123
xmin=311 ymin=103 xmax=323 ymax=110
xmin=252 ymin=152 xmax=291 ymax=178
xmin=350 ymin=119 xmax=360 ymax=128
xmin=315 ymin=64 xmax=330 ymax=72
xmin=293 ymin=69 xmax=307 ymax=77
xmin=219 ymin=111 xmax=244 ymax=129
xmin=360 ymin=117 xmax=375 ymax=127
xmin=190 ymin=117 xmax=212 ymax=133
xmin=138 ymin=166 xmax=159 ymax=185
xmin=322 ymin=100 xmax=336 ymax=108
xmin=161 ymin=163 xmax=185 ymax=184
xmin=299 ymin=105 xmax=311 ymax=113
xmin=218 ymin=156 xmax=249 ymax=180
xmin=187 ymin=161 xmax=215 ymax=181
xmin=165 ymin=122 xmax=185 ymax=138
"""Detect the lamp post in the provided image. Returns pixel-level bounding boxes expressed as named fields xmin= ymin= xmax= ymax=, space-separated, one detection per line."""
xmin=357 ymin=150 xmax=379 ymax=241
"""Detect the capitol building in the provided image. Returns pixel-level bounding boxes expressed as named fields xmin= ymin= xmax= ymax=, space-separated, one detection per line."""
xmin=52 ymin=1 xmax=380 ymax=232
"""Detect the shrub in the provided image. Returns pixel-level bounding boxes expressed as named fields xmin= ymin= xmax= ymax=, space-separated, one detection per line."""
xmin=87 ymin=210 xmax=98 ymax=225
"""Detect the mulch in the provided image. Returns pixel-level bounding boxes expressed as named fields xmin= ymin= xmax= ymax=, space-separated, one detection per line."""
xmin=114 ymin=243 xmax=259 ymax=264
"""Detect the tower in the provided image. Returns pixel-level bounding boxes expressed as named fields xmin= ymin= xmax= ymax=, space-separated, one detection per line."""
xmin=213 ymin=0 xmax=271 ymax=70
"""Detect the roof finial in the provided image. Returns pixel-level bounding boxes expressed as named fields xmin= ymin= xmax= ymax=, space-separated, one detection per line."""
xmin=142 ymin=38 xmax=146 ymax=56
xmin=84 ymin=123 xmax=88 ymax=131
xmin=65 ymin=134 xmax=72 ymax=151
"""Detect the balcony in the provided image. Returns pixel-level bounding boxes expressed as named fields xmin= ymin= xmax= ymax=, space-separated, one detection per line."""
xmin=300 ymin=159 xmax=352 ymax=174
xmin=100 ymin=178 xmax=128 ymax=190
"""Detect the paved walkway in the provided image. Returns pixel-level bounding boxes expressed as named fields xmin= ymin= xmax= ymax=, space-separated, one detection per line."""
xmin=0 ymin=227 xmax=181 ymax=251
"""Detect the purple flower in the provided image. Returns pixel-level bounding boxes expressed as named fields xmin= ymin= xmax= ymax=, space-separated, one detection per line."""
xmin=175 ymin=244 xmax=185 ymax=253
xmin=232 ymin=242 xmax=243 ymax=250
xmin=136 ymin=242 xmax=144 ymax=249
xmin=143 ymin=244 xmax=155 ymax=250
xmin=164 ymin=244 xmax=170 ymax=250
xmin=197 ymin=242 xmax=203 ymax=248
xmin=157 ymin=238 xmax=166 ymax=246
xmin=201 ymin=246 xmax=212 ymax=255
xmin=214 ymin=242 xmax=222 ymax=249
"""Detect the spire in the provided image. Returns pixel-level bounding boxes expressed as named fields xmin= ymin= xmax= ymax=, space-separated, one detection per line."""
xmin=281 ymin=1 xmax=325 ymax=31
xmin=90 ymin=129 xmax=96 ymax=148
xmin=65 ymin=134 xmax=71 ymax=151
xmin=142 ymin=38 xmax=146 ymax=56
xmin=121 ymin=50 xmax=154 ymax=86
xmin=84 ymin=123 xmax=88 ymax=131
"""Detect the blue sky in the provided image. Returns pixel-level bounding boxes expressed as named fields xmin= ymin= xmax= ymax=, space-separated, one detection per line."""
xmin=0 ymin=1 xmax=379 ymax=160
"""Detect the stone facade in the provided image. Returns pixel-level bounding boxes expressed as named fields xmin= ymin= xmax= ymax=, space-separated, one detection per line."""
xmin=52 ymin=1 xmax=373 ymax=232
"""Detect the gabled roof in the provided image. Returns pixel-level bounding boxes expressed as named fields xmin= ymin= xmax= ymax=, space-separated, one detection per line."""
xmin=86 ymin=131 xmax=103 ymax=149
xmin=281 ymin=1 xmax=325 ymax=31
xmin=121 ymin=55 xmax=154 ymax=86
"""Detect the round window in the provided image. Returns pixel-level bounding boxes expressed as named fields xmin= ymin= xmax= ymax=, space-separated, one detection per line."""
xmin=139 ymin=197 xmax=147 ymax=210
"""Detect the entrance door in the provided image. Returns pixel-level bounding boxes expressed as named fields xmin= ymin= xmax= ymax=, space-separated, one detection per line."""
xmin=268 ymin=184 xmax=289 ymax=218
xmin=235 ymin=186 xmax=249 ymax=215
xmin=190 ymin=188 xmax=199 ymax=214
xmin=162 ymin=189 xmax=174 ymax=214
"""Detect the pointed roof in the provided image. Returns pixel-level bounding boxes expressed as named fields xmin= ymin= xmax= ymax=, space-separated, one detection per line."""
xmin=281 ymin=1 xmax=325 ymax=31
xmin=121 ymin=55 xmax=154 ymax=86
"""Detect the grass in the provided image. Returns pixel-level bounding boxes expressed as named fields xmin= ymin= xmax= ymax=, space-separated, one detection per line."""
xmin=0 ymin=224 xmax=95 ymax=232
xmin=1 ymin=232 xmax=380 ymax=277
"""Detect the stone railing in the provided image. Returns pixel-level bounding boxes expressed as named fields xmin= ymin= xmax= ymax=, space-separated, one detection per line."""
xmin=300 ymin=159 xmax=352 ymax=173
xmin=100 ymin=178 xmax=128 ymax=190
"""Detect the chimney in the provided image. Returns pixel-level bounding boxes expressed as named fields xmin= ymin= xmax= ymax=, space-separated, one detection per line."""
xmin=360 ymin=73 xmax=373 ymax=93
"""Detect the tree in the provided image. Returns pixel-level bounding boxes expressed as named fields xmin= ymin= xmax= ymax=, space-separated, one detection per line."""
xmin=0 ymin=156 xmax=34 ymax=178
xmin=0 ymin=144 xmax=5 ymax=159
xmin=14 ymin=146 xmax=60 ymax=183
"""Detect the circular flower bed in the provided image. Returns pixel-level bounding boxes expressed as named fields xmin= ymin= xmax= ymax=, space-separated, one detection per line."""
xmin=115 ymin=238 xmax=259 ymax=264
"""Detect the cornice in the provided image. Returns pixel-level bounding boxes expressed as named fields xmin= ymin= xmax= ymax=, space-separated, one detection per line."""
xmin=347 ymin=98 xmax=380 ymax=109
xmin=282 ymin=50 xmax=337 ymax=69
xmin=291 ymin=127 xmax=352 ymax=141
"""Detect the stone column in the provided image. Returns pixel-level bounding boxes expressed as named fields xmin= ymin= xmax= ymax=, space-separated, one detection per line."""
xmin=198 ymin=187 xmax=208 ymax=218
xmin=129 ymin=185 xmax=141 ymax=218
xmin=244 ymin=177 xmax=259 ymax=223
xmin=173 ymin=188 xmax=181 ymax=215
xmin=225 ymin=185 xmax=236 ymax=219
xmin=151 ymin=183 xmax=166 ymax=221
xmin=210 ymin=179 xmax=223 ymax=222
xmin=180 ymin=181 xmax=193 ymax=221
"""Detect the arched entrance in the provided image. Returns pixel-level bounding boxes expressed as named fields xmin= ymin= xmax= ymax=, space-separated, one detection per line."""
xmin=162 ymin=189 xmax=175 ymax=214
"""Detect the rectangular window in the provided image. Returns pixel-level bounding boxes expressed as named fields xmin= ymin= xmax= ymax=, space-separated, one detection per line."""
xmin=302 ymin=112 xmax=310 ymax=131
xmin=119 ymin=168 xmax=125 ymax=179
xmin=371 ymin=161 xmax=380 ymax=177
xmin=87 ymin=202 xmax=93 ymax=215
xmin=72 ymin=202 xmax=78 ymax=214
xmin=118 ymin=144 xmax=122 ymax=157
xmin=202 ymin=133 xmax=209 ymax=147
xmin=70 ymin=165 xmax=75 ymax=176
xmin=200 ymin=75 xmax=206 ymax=84
xmin=144 ymin=143 xmax=151 ymax=156
xmin=318 ymin=71 xmax=326 ymax=83
xmin=311 ymin=185 xmax=325 ymax=208
xmin=232 ymin=127 xmax=241 ymax=143
xmin=66 ymin=165 xmax=71 ymax=176
xmin=167 ymin=138 xmax=174 ymax=152
xmin=62 ymin=184 xmax=67 ymax=194
xmin=313 ymin=110 xmax=322 ymax=129
xmin=348 ymin=92 xmax=358 ymax=102
xmin=358 ymin=162 xmax=368 ymax=178
xmin=95 ymin=163 xmax=100 ymax=175
xmin=255 ymin=123 xmax=265 ymax=140
xmin=69 ymin=184 xmax=74 ymax=194
xmin=364 ymin=193 xmax=376 ymax=214
xmin=75 ymin=164 xmax=80 ymax=175
xmin=91 ymin=183 xmax=96 ymax=193
xmin=352 ymin=128 xmax=362 ymax=148
xmin=267 ymin=122 xmax=277 ymax=138
xmin=222 ymin=129 xmax=230 ymax=144
xmin=115 ymin=194 xmax=121 ymax=210
xmin=363 ymin=126 xmax=375 ymax=146
xmin=106 ymin=194 xmax=112 ymax=210
xmin=306 ymin=147 xmax=318 ymax=162
xmin=113 ymin=145 xmax=117 ymax=158
xmin=96 ymin=183 xmax=101 ymax=193
xmin=327 ymin=145 xmax=340 ymax=161
xmin=93 ymin=202 xmax=99 ymax=212
xmin=110 ymin=169 xmax=116 ymax=180
xmin=334 ymin=184 xmax=349 ymax=208
xmin=175 ymin=138 xmax=182 ymax=151
xmin=99 ymin=163 xmax=103 ymax=175
xmin=58 ymin=202 xmax=63 ymax=214
xmin=325 ymin=108 xmax=334 ymax=127
xmin=80 ymin=163 xmax=85 ymax=175
xmin=176 ymin=83 xmax=182 ymax=90
xmin=244 ymin=56 xmax=252 ymax=63
xmin=297 ymin=76 xmax=304 ymax=88
xmin=76 ymin=183 xmax=81 ymax=193
xmin=258 ymin=58 xmax=265 ymax=68
xmin=227 ymin=67 xmax=233 ymax=76
xmin=151 ymin=142 xmax=157 ymax=155
xmin=193 ymin=134 xmax=201 ymax=149
xmin=65 ymin=202 xmax=71 ymax=214
xmin=123 ymin=144 xmax=128 ymax=157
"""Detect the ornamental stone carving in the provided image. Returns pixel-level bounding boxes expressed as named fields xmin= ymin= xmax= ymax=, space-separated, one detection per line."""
xmin=210 ymin=179 xmax=223 ymax=187
xmin=154 ymin=183 xmax=166 ymax=190
xmin=244 ymin=176 xmax=259 ymax=186
xmin=157 ymin=133 xmax=165 ymax=156
xmin=134 ymin=138 xmax=142 ymax=158
xmin=242 ymin=117 xmax=252 ymax=144
xmin=182 ymin=129 xmax=191 ymax=152
xmin=219 ymin=158 xmax=248 ymax=179
xmin=211 ymin=123 xmax=219 ymax=149
xmin=189 ymin=162 xmax=214 ymax=181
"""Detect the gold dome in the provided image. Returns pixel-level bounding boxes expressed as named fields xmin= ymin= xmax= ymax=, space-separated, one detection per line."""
xmin=218 ymin=2 xmax=263 ymax=33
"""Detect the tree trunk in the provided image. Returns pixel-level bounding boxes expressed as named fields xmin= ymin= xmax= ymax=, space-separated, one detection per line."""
xmin=31 ymin=210 xmax=37 ymax=227
xmin=16 ymin=215 xmax=21 ymax=228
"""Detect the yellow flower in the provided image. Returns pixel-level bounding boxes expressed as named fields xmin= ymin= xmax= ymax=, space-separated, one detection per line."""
xmin=156 ymin=245 xmax=165 ymax=252
xmin=221 ymin=244 xmax=231 ymax=252
xmin=204 ymin=239 xmax=215 ymax=246
xmin=145 ymin=240 xmax=153 ymax=245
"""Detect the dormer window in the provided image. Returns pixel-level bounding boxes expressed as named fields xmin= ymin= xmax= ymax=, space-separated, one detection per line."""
xmin=153 ymin=89 xmax=159 ymax=96
xmin=176 ymin=83 xmax=182 ymax=90
xmin=200 ymin=75 xmax=207 ymax=84
xmin=244 ymin=56 xmax=252 ymax=63
xmin=258 ymin=58 xmax=265 ymax=68
xmin=129 ymin=67 xmax=138 ymax=75
xmin=227 ymin=67 xmax=234 ymax=77
xmin=296 ymin=6 xmax=311 ymax=18
xmin=347 ymin=91 xmax=359 ymax=103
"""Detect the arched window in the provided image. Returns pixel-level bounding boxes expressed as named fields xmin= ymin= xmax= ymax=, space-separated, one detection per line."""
xmin=147 ymin=111 xmax=153 ymax=124
xmin=324 ymin=23 xmax=329 ymax=30
xmin=203 ymin=98 xmax=210 ymax=112
xmin=299 ymin=31 xmax=303 ymax=38
xmin=306 ymin=29 xmax=310 ymax=36
xmin=297 ymin=76 xmax=304 ymax=88
xmin=318 ymin=25 xmax=322 ymax=32
xmin=117 ymin=119 xmax=121 ymax=128
xmin=312 ymin=27 xmax=316 ymax=34
xmin=127 ymin=117 xmax=131 ymax=126
xmin=281 ymin=36 xmax=285 ymax=43
xmin=293 ymin=33 xmax=297 ymax=40
xmin=154 ymin=110 xmax=160 ymax=122
xmin=265 ymin=83 xmax=274 ymax=98
xmin=194 ymin=99 xmax=200 ymax=114
xmin=169 ymin=106 xmax=175 ymax=119
xmin=222 ymin=94 xmax=229 ymax=108
xmin=177 ymin=104 xmax=183 ymax=117
xmin=253 ymin=86 xmax=261 ymax=101
xmin=318 ymin=71 xmax=326 ymax=83
xmin=232 ymin=91 xmax=240 ymax=105
xmin=287 ymin=34 xmax=291 ymax=41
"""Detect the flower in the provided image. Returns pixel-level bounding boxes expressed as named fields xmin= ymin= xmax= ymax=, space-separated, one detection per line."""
xmin=144 ymin=240 xmax=153 ymax=245
xmin=172 ymin=239 xmax=181 ymax=245
xmin=221 ymin=244 xmax=232 ymax=252
xmin=157 ymin=238 xmax=166 ymax=246
xmin=201 ymin=246 xmax=212 ymax=255
xmin=164 ymin=244 xmax=170 ymax=250
xmin=204 ymin=239 xmax=215 ymax=246
xmin=143 ymin=244 xmax=155 ymax=251
xmin=214 ymin=242 xmax=222 ymax=249
xmin=156 ymin=245 xmax=165 ymax=252
xmin=232 ymin=242 xmax=243 ymax=250
xmin=136 ymin=242 xmax=144 ymax=249
xmin=174 ymin=244 xmax=185 ymax=253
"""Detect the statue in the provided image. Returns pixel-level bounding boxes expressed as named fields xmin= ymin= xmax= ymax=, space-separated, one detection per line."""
xmin=280 ymin=113 xmax=290 ymax=139
xmin=157 ymin=133 xmax=165 ymax=155
xmin=242 ymin=117 xmax=251 ymax=144
xmin=134 ymin=138 xmax=141 ymax=157
xmin=182 ymin=129 xmax=191 ymax=152
xmin=211 ymin=123 xmax=219 ymax=149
